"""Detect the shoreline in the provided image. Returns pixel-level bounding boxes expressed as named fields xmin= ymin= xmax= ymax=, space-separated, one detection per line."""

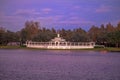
xmin=0 ymin=46 xmax=120 ymax=52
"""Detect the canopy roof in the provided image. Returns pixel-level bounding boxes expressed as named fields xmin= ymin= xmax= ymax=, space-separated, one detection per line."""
xmin=51 ymin=34 xmax=66 ymax=42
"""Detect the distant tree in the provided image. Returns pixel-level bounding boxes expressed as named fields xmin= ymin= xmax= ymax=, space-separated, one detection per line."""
xmin=51 ymin=27 xmax=56 ymax=33
xmin=20 ymin=28 xmax=28 ymax=43
xmin=33 ymin=29 xmax=56 ymax=42
xmin=116 ymin=22 xmax=120 ymax=31
xmin=106 ymin=31 xmax=120 ymax=47
xmin=59 ymin=28 xmax=67 ymax=38
xmin=70 ymin=33 xmax=88 ymax=42
xmin=74 ymin=28 xmax=86 ymax=34
xmin=106 ymin=23 xmax=115 ymax=32
xmin=88 ymin=25 xmax=100 ymax=42
xmin=100 ymin=24 xmax=106 ymax=33
xmin=20 ymin=21 xmax=40 ymax=43
xmin=6 ymin=30 xmax=19 ymax=42
xmin=70 ymin=28 xmax=88 ymax=42
xmin=0 ymin=27 xmax=6 ymax=45
xmin=65 ymin=29 xmax=73 ymax=41
xmin=1 ymin=20 xmax=119 ymax=48
xmin=95 ymin=24 xmax=107 ymax=45
xmin=0 ymin=28 xmax=20 ymax=45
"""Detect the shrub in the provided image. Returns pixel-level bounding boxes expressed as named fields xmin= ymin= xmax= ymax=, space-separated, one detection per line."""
xmin=94 ymin=45 xmax=105 ymax=48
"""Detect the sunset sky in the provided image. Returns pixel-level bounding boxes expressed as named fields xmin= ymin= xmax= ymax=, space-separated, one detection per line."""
xmin=0 ymin=0 xmax=120 ymax=31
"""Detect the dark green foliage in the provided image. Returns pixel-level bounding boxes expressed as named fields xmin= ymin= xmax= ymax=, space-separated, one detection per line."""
xmin=70 ymin=32 xmax=88 ymax=42
xmin=105 ymin=31 xmax=120 ymax=47
xmin=0 ymin=29 xmax=20 ymax=45
xmin=33 ymin=29 xmax=56 ymax=42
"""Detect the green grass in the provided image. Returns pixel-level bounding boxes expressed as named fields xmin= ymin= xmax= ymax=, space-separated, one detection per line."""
xmin=0 ymin=46 xmax=21 ymax=49
xmin=104 ymin=47 xmax=120 ymax=52
xmin=86 ymin=47 xmax=120 ymax=52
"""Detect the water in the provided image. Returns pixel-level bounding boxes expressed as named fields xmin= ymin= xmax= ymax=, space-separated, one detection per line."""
xmin=0 ymin=49 xmax=120 ymax=80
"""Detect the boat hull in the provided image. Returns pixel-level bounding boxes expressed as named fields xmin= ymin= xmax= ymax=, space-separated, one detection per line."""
xmin=26 ymin=45 xmax=94 ymax=49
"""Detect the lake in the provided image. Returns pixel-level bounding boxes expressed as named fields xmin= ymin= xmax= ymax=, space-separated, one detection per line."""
xmin=0 ymin=49 xmax=120 ymax=80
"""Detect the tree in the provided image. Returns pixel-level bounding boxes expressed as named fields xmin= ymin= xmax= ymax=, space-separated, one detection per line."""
xmin=116 ymin=22 xmax=120 ymax=31
xmin=0 ymin=27 xmax=6 ymax=45
xmin=70 ymin=33 xmax=88 ymax=42
xmin=106 ymin=31 xmax=120 ymax=47
xmin=69 ymin=28 xmax=88 ymax=42
xmin=0 ymin=28 xmax=20 ymax=45
xmin=65 ymin=29 xmax=73 ymax=41
xmin=88 ymin=25 xmax=100 ymax=42
xmin=106 ymin=23 xmax=115 ymax=32
xmin=33 ymin=29 xmax=56 ymax=42
xmin=20 ymin=21 xmax=40 ymax=43
xmin=51 ymin=27 xmax=56 ymax=33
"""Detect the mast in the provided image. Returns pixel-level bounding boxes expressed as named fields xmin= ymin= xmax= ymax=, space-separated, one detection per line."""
xmin=57 ymin=34 xmax=60 ymax=37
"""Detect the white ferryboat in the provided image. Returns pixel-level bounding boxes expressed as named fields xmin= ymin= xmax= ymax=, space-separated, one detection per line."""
xmin=26 ymin=34 xmax=95 ymax=49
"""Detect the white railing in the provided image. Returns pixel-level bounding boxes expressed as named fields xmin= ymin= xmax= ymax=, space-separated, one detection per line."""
xmin=26 ymin=41 xmax=95 ymax=49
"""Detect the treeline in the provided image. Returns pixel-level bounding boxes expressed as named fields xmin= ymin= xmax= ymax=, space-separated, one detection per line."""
xmin=0 ymin=21 xmax=120 ymax=47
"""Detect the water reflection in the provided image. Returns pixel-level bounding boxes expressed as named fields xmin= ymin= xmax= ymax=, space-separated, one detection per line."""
xmin=100 ymin=50 xmax=108 ymax=54
xmin=0 ymin=49 xmax=120 ymax=80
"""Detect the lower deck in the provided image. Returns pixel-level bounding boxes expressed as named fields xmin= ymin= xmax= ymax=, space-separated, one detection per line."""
xmin=26 ymin=41 xmax=95 ymax=49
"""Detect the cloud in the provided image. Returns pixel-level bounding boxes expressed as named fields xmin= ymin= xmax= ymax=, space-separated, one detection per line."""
xmin=95 ymin=5 xmax=111 ymax=13
xmin=34 ymin=15 xmax=64 ymax=26
xmin=0 ymin=12 xmax=24 ymax=23
xmin=14 ymin=8 xmax=52 ymax=17
xmin=68 ymin=17 xmax=79 ymax=20
xmin=14 ymin=8 xmax=53 ymax=17
xmin=41 ymin=8 xmax=52 ymax=14
xmin=15 ymin=9 xmax=40 ymax=16
xmin=0 ymin=16 xmax=23 ymax=23
xmin=53 ymin=16 xmax=94 ymax=25
xmin=32 ymin=15 xmax=94 ymax=29
xmin=33 ymin=14 xmax=94 ymax=27
xmin=73 ymin=6 xmax=81 ymax=10
xmin=61 ymin=16 xmax=94 ymax=24
xmin=0 ymin=13 xmax=26 ymax=31
xmin=56 ymin=20 xmax=94 ymax=25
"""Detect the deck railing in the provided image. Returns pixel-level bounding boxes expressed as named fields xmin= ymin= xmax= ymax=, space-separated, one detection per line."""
xmin=26 ymin=41 xmax=95 ymax=46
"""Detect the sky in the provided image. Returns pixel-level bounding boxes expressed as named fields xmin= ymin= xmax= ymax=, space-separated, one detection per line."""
xmin=0 ymin=0 xmax=120 ymax=31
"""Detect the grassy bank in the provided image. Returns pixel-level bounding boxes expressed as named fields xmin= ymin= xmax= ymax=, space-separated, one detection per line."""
xmin=0 ymin=46 xmax=20 ymax=49
xmin=88 ymin=48 xmax=120 ymax=52
xmin=0 ymin=46 xmax=120 ymax=52
xmin=103 ymin=48 xmax=120 ymax=52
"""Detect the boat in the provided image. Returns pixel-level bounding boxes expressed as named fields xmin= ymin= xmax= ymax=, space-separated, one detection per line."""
xmin=26 ymin=34 xmax=95 ymax=49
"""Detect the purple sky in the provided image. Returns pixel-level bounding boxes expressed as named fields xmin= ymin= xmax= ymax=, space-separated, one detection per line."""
xmin=0 ymin=0 xmax=120 ymax=31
